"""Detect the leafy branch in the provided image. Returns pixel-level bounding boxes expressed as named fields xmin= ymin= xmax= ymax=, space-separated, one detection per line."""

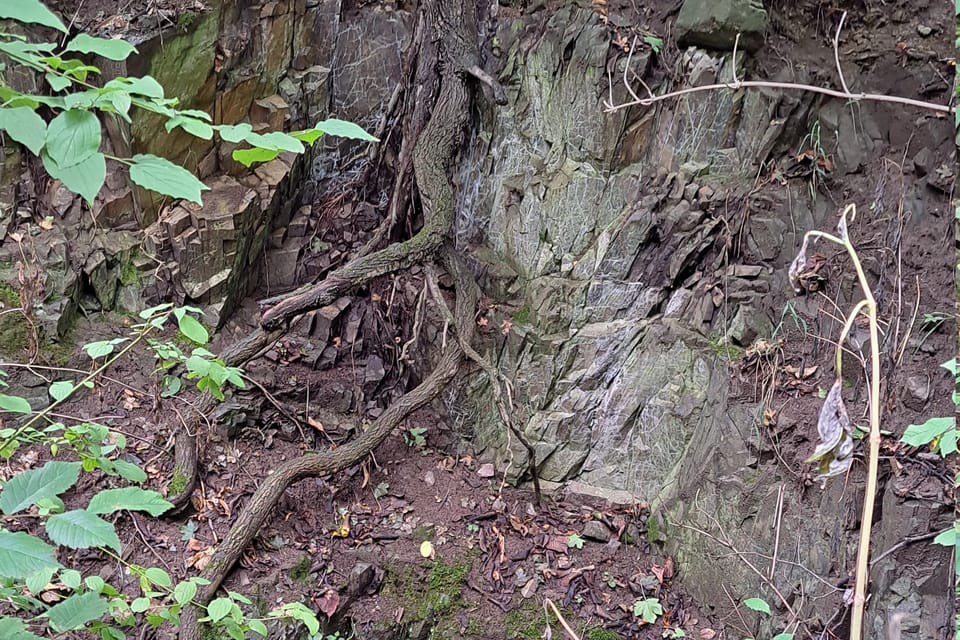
xmin=0 ymin=0 xmax=377 ymax=207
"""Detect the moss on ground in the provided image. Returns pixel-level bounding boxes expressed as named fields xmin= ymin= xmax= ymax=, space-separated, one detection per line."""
xmin=584 ymin=627 xmax=621 ymax=640
xmin=288 ymin=553 xmax=313 ymax=585
xmin=384 ymin=554 xmax=480 ymax=637
xmin=504 ymin=598 xmax=578 ymax=639
xmin=0 ymin=282 xmax=30 ymax=359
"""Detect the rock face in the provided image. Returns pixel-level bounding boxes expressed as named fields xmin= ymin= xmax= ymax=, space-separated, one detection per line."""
xmin=676 ymin=0 xmax=769 ymax=52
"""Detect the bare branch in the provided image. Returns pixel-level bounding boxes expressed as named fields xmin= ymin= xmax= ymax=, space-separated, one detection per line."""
xmin=833 ymin=11 xmax=851 ymax=95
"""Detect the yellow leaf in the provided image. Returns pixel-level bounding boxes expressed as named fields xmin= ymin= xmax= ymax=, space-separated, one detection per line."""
xmin=419 ymin=541 xmax=434 ymax=558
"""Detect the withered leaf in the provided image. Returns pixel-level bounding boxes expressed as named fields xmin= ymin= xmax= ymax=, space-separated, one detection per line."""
xmin=788 ymin=236 xmax=809 ymax=294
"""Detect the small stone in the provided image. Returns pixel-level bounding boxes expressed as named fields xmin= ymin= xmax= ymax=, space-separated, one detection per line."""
xmin=916 ymin=24 xmax=932 ymax=37
xmin=423 ymin=471 xmax=436 ymax=487
xmin=696 ymin=185 xmax=714 ymax=201
xmin=901 ymin=375 xmax=930 ymax=411
xmin=477 ymin=463 xmax=496 ymax=478
xmin=582 ymin=520 xmax=611 ymax=543
xmin=913 ymin=148 xmax=932 ymax=177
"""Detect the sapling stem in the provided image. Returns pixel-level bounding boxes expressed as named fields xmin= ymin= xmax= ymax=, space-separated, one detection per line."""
xmin=801 ymin=204 xmax=880 ymax=640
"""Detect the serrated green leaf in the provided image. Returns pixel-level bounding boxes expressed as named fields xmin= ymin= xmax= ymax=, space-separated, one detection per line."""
xmin=63 ymin=33 xmax=137 ymax=61
xmin=313 ymin=118 xmax=378 ymax=142
xmin=232 ymin=146 xmax=281 ymax=167
xmin=743 ymin=598 xmax=771 ymax=615
xmin=46 ymin=510 xmax=121 ymax=554
xmin=0 ymin=0 xmax=67 ymax=32
xmin=937 ymin=428 xmax=958 ymax=456
xmin=281 ymin=602 xmax=320 ymax=635
xmin=0 ymin=106 xmax=47 ymax=154
xmin=111 ymin=459 xmax=147 ymax=483
xmin=0 ymin=394 xmax=32 ymax=414
xmin=0 ymin=531 xmax=61 ymax=579
xmin=60 ymin=568 xmax=82 ymax=589
xmin=49 ymin=380 xmax=74 ymax=403
xmin=0 ymin=461 xmax=82 ymax=515
xmin=174 ymin=580 xmax=198 ymax=605
xmin=130 ymin=596 xmax=150 ymax=613
xmin=177 ymin=313 xmax=209 ymax=344
xmin=128 ymin=153 xmax=207 ymax=204
xmin=901 ymin=417 xmax=955 ymax=447
xmin=43 ymin=592 xmax=109 ymax=631
xmin=144 ymin=567 xmax=171 ymax=587
xmin=207 ymin=597 xmax=232 ymax=622
xmin=41 ymin=148 xmax=105 ymax=206
xmin=26 ymin=565 xmax=56 ymax=595
xmin=44 ymin=109 xmax=100 ymax=169
xmin=0 ymin=616 xmax=44 ymax=640
xmin=87 ymin=487 xmax=173 ymax=517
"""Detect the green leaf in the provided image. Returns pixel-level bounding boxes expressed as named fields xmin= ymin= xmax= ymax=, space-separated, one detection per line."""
xmin=26 ymin=565 xmax=56 ymax=595
xmin=207 ymin=597 xmax=232 ymax=622
xmin=44 ymin=109 xmax=101 ymax=169
xmin=243 ymin=130 xmax=304 ymax=152
xmin=165 ymin=115 xmax=213 ymax=140
xmin=933 ymin=525 xmax=956 ymax=546
xmin=216 ymin=122 xmax=252 ymax=142
xmin=177 ymin=313 xmax=209 ymax=344
xmin=87 ymin=487 xmax=173 ymax=517
xmin=43 ymin=592 xmax=109 ymax=631
xmin=743 ymin=598 xmax=771 ymax=615
xmin=60 ymin=569 xmax=82 ymax=589
xmin=567 ymin=533 xmax=584 ymax=549
xmin=0 ymin=531 xmax=61 ymax=579
xmin=901 ymin=417 xmax=955 ymax=447
xmin=0 ymin=394 xmax=32 ymax=414
xmin=45 ymin=73 xmax=71 ymax=92
xmin=643 ymin=35 xmax=664 ymax=54
xmin=313 ymin=118 xmax=379 ymax=142
xmin=771 ymin=635 xmax=794 ymax=640
xmin=0 ymin=0 xmax=67 ymax=32
xmin=280 ymin=602 xmax=320 ymax=635
xmin=0 ymin=616 xmax=44 ymax=640
xmin=174 ymin=580 xmax=198 ymax=605
xmin=49 ymin=380 xmax=74 ymax=403
xmin=130 ymin=597 xmax=150 ymax=613
xmin=41 ymin=148 xmax=106 ymax=206
xmin=232 ymin=146 xmax=281 ymax=167
xmin=64 ymin=34 xmax=137 ymax=61
xmin=144 ymin=567 xmax=172 ymax=587
xmin=46 ymin=509 xmax=122 ymax=554
xmin=937 ymin=428 xmax=958 ymax=456
xmin=0 ymin=460 xmax=82 ymax=515
xmin=632 ymin=598 xmax=662 ymax=624
xmin=111 ymin=459 xmax=147 ymax=483
xmin=248 ymin=619 xmax=268 ymax=637
xmin=83 ymin=338 xmax=128 ymax=360
xmin=128 ymin=153 xmax=207 ymax=205
xmin=104 ymin=76 xmax=164 ymax=99
xmin=0 ymin=106 xmax=47 ymax=154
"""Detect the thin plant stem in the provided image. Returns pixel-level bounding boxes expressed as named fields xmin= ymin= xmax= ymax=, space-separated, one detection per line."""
xmin=802 ymin=205 xmax=880 ymax=640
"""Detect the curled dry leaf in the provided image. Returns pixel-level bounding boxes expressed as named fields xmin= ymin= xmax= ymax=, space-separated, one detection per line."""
xmin=805 ymin=378 xmax=854 ymax=482
xmin=315 ymin=589 xmax=340 ymax=617
xmin=788 ymin=236 xmax=809 ymax=294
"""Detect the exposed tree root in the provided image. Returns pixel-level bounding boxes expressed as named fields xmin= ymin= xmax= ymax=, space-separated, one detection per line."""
xmin=178 ymin=270 xmax=473 ymax=640
xmin=424 ymin=265 xmax=542 ymax=504
xmin=175 ymin=2 xmax=498 ymax=638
